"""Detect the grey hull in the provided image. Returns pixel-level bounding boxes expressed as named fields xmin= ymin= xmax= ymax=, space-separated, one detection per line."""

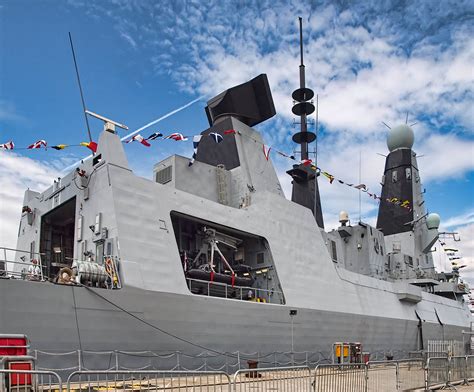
xmin=0 ymin=278 xmax=464 ymax=370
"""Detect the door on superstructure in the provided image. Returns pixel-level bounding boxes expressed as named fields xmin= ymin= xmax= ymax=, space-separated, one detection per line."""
xmin=39 ymin=197 xmax=76 ymax=279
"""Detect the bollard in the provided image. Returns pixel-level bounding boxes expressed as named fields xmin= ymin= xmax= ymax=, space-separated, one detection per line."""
xmin=246 ymin=360 xmax=260 ymax=378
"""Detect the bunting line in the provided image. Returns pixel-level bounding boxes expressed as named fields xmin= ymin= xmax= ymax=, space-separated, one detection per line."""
xmin=1 ymin=127 xmax=411 ymax=211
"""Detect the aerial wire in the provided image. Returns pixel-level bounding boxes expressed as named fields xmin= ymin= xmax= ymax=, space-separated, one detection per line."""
xmin=68 ymin=32 xmax=93 ymax=144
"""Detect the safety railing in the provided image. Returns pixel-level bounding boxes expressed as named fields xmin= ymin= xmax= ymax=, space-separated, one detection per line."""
xmin=5 ymin=356 xmax=474 ymax=391
xmin=314 ymin=363 xmax=367 ymax=392
xmin=424 ymin=356 xmax=469 ymax=390
xmin=466 ymin=355 xmax=474 ymax=381
xmin=186 ymin=277 xmax=283 ymax=304
xmin=0 ymin=369 xmax=62 ymax=392
xmin=396 ymin=359 xmax=425 ymax=391
xmin=0 ymin=246 xmax=45 ymax=281
xmin=366 ymin=361 xmax=397 ymax=392
xmin=426 ymin=356 xmax=450 ymax=389
xmin=67 ymin=370 xmax=231 ymax=391
xmin=233 ymin=365 xmax=311 ymax=392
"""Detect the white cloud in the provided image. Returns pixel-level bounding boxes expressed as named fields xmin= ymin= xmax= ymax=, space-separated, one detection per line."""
xmin=0 ymin=152 xmax=59 ymax=248
xmin=441 ymin=210 xmax=474 ymax=229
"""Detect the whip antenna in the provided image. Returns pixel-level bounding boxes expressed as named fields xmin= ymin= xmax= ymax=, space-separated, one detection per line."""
xmin=69 ymin=32 xmax=92 ymax=143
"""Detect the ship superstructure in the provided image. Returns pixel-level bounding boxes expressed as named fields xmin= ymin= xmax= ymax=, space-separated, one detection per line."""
xmin=0 ymin=63 xmax=471 ymax=370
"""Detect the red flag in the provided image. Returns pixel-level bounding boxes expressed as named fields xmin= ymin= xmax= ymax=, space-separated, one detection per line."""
xmin=27 ymin=139 xmax=47 ymax=149
xmin=224 ymin=129 xmax=236 ymax=135
xmin=262 ymin=145 xmax=271 ymax=160
xmin=127 ymin=134 xmax=151 ymax=146
xmin=302 ymin=159 xmax=312 ymax=166
xmin=80 ymin=141 xmax=98 ymax=153
xmin=165 ymin=132 xmax=188 ymax=141
xmin=0 ymin=141 xmax=14 ymax=150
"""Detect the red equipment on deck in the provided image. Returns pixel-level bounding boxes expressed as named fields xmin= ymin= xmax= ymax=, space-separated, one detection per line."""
xmin=0 ymin=334 xmax=35 ymax=391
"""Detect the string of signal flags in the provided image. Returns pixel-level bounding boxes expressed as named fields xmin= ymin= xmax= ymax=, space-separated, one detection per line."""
xmin=0 ymin=129 xmax=412 ymax=212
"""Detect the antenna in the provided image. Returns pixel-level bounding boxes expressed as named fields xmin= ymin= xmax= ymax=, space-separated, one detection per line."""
xmin=68 ymin=32 xmax=92 ymax=143
xmin=405 ymin=112 xmax=409 ymax=124
xmin=315 ymin=94 xmax=319 ymax=165
xmin=291 ymin=17 xmax=316 ymax=161
xmin=358 ymin=150 xmax=362 ymax=222
xmin=85 ymin=110 xmax=129 ymax=130
xmin=382 ymin=121 xmax=391 ymax=130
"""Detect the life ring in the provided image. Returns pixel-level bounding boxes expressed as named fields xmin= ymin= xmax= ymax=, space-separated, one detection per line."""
xmin=58 ymin=267 xmax=74 ymax=284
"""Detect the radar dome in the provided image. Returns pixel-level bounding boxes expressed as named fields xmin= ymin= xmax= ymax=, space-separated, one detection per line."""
xmin=387 ymin=124 xmax=415 ymax=152
xmin=339 ymin=211 xmax=349 ymax=225
xmin=426 ymin=213 xmax=440 ymax=230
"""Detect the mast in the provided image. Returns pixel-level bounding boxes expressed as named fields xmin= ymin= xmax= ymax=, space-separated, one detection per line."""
xmin=287 ymin=17 xmax=324 ymax=228
xmin=292 ymin=17 xmax=316 ymax=161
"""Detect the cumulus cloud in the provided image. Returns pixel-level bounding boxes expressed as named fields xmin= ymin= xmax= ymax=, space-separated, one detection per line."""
xmin=0 ymin=152 xmax=59 ymax=248
xmin=6 ymin=0 xmax=471 ymax=280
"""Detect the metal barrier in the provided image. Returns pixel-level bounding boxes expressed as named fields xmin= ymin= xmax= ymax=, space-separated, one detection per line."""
xmin=466 ymin=355 xmax=474 ymax=382
xmin=233 ymin=365 xmax=311 ymax=392
xmin=366 ymin=361 xmax=397 ymax=392
xmin=426 ymin=356 xmax=450 ymax=389
xmin=67 ymin=370 xmax=232 ymax=391
xmin=314 ymin=364 xmax=367 ymax=392
xmin=397 ymin=359 xmax=425 ymax=391
xmin=450 ymin=356 xmax=467 ymax=386
xmin=0 ymin=369 xmax=62 ymax=392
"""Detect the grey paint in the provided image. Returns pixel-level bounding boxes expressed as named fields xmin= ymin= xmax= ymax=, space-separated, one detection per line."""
xmin=2 ymin=118 xmax=470 ymax=371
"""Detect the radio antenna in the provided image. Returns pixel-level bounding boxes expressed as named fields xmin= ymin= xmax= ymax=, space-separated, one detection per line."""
xmin=291 ymin=17 xmax=316 ymax=160
xmin=69 ymin=32 xmax=92 ymax=143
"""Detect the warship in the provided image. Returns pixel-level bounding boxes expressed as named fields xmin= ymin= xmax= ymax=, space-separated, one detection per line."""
xmin=0 ymin=22 xmax=471 ymax=371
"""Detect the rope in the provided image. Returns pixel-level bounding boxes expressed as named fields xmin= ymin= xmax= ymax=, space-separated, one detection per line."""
xmin=81 ymin=285 xmax=240 ymax=359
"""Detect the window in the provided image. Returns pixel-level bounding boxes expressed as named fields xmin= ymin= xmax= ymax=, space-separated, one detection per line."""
xmin=257 ymin=252 xmax=264 ymax=264
xmin=392 ymin=170 xmax=398 ymax=183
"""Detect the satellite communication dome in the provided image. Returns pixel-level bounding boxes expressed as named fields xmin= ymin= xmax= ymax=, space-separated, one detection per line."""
xmin=426 ymin=213 xmax=441 ymax=230
xmin=339 ymin=211 xmax=349 ymax=225
xmin=387 ymin=124 xmax=415 ymax=152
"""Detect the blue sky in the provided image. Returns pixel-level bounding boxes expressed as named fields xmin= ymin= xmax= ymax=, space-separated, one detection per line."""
xmin=0 ymin=0 xmax=473 ymax=279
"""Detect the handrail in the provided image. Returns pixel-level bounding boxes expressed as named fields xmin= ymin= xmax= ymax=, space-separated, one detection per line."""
xmin=186 ymin=276 xmax=283 ymax=303
xmin=0 ymin=246 xmax=45 ymax=256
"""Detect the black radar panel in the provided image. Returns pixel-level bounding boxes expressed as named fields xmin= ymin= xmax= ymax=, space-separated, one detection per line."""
xmin=205 ymin=74 xmax=276 ymax=127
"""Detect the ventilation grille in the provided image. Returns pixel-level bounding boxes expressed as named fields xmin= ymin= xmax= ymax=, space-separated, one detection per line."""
xmin=156 ymin=166 xmax=172 ymax=184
